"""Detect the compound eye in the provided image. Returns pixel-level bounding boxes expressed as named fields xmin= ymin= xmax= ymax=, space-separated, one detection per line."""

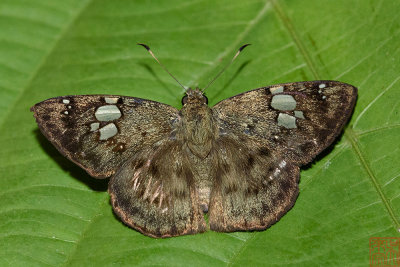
xmin=181 ymin=95 xmax=188 ymax=105
xmin=202 ymin=95 xmax=208 ymax=104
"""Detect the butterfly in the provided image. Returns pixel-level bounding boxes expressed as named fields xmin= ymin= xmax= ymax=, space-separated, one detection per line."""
xmin=31 ymin=44 xmax=357 ymax=238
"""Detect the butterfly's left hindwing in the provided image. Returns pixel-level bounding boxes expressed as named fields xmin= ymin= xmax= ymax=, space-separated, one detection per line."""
xmin=109 ymin=139 xmax=207 ymax=238
xmin=31 ymin=95 xmax=178 ymax=178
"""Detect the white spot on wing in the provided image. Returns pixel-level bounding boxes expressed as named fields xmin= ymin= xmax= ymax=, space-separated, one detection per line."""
xmin=62 ymin=99 xmax=70 ymax=104
xmin=294 ymin=110 xmax=305 ymax=119
xmin=90 ymin=122 xmax=99 ymax=131
xmin=271 ymin=95 xmax=297 ymax=111
xmin=279 ymin=160 xmax=287 ymax=168
xmin=270 ymin=86 xmax=284 ymax=94
xmin=95 ymin=105 xmax=121 ymax=121
xmin=161 ymin=207 xmax=168 ymax=214
xmin=277 ymin=113 xmax=297 ymax=129
xmin=64 ymin=111 xmax=69 ymax=115
xmin=105 ymin=97 xmax=119 ymax=104
xmin=99 ymin=123 xmax=118 ymax=140
xmin=319 ymin=83 xmax=326 ymax=89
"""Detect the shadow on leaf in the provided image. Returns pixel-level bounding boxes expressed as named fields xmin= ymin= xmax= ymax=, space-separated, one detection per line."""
xmin=139 ymin=62 xmax=182 ymax=104
xmin=33 ymin=129 xmax=108 ymax=192
xmin=210 ymin=60 xmax=252 ymax=102
xmin=302 ymin=126 xmax=347 ymax=171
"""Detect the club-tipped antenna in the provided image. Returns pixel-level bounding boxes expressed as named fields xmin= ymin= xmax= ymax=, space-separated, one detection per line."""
xmin=138 ymin=43 xmax=187 ymax=91
xmin=203 ymin=44 xmax=251 ymax=91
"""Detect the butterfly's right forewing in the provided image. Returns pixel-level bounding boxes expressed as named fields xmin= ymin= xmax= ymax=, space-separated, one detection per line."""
xmin=212 ymin=81 xmax=357 ymax=165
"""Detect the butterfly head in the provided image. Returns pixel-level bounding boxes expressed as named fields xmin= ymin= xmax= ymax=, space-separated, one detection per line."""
xmin=182 ymin=88 xmax=208 ymax=106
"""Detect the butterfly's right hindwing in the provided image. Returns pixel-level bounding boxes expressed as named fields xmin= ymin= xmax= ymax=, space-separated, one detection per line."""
xmin=208 ymin=136 xmax=300 ymax=232
xmin=31 ymin=95 xmax=179 ymax=178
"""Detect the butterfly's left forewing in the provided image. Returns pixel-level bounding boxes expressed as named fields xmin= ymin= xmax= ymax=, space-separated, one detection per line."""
xmin=31 ymin=95 xmax=179 ymax=178
xmin=208 ymin=80 xmax=357 ymax=231
xmin=213 ymin=81 xmax=357 ymax=165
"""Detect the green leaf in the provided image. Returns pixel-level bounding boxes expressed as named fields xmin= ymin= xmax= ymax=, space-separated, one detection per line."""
xmin=1 ymin=0 xmax=399 ymax=266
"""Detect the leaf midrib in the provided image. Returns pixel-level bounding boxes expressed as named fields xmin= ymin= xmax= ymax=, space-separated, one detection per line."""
xmin=187 ymin=1 xmax=272 ymax=92
xmin=345 ymin=129 xmax=400 ymax=231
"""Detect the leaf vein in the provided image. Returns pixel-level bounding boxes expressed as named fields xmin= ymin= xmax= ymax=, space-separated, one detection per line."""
xmin=345 ymin=129 xmax=400 ymax=231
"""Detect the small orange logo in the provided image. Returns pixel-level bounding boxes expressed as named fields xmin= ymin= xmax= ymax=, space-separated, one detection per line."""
xmin=370 ymin=237 xmax=400 ymax=267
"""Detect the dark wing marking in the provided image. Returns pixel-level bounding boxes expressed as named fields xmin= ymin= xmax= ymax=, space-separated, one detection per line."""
xmin=208 ymin=136 xmax=299 ymax=232
xmin=31 ymin=95 xmax=179 ymax=178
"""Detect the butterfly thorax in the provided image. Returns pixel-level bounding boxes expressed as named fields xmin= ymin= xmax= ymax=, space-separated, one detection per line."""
xmin=179 ymin=88 xmax=216 ymax=159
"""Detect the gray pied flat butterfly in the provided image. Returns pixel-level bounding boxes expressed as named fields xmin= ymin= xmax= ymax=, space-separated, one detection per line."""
xmin=31 ymin=44 xmax=357 ymax=238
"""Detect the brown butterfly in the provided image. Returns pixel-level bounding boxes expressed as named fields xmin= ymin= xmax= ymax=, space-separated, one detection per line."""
xmin=31 ymin=44 xmax=357 ymax=238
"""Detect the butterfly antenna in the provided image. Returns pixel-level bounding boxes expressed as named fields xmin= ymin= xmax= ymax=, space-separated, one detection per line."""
xmin=138 ymin=43 xmax=187 ymax=91
xmin=203 ymin=44 xmax=251 ymax=92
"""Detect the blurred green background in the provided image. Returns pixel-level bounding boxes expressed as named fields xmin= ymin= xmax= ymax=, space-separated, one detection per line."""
xmin=0 ymin=0 xmax=399 ymax=266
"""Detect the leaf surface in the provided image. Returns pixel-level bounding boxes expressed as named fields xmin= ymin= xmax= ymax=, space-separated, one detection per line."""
xmin=0 ymin=0 xmax=399 ymax=266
